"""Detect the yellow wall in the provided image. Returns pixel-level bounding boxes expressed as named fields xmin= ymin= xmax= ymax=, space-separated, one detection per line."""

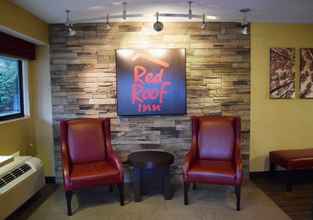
xmin=0 ymin=0 xmax=48 ymax=44
xmin=0 ymin=120 xmax=34 ymax=155
xmin=30 ymin=46 xmax=54 ymax=176
xmin=0 ymin=0 xmax=54 ymax=176
xmin=250 ymin=23 xmax=313 ymax=171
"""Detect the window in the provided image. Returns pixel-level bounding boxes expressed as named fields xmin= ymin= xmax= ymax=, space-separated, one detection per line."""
xmin=0 ymin=56 xmax=24 ymax=121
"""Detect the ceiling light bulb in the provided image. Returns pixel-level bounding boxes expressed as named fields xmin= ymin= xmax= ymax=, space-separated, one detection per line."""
xmin=154 ymin=21 xmax=163 ymax=32
xmin=241 ymin=24 xmax=248 ymax=35
xmin=68 ymin=27 xmax=76 ymax=36
xmin=105 ymin=23 xmax=112 ymax=30
xmin=201 ymin=23 xmax=207 ymax=30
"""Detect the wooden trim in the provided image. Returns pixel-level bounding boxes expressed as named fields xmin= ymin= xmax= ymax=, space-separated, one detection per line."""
xmin=0 ymin=31 xmax=35 ymax=60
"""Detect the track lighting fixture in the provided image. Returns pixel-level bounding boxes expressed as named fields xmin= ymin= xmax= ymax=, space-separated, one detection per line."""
xmin=104 ymin=14 xmax=112 ymax=30
xmin=64 ymin=1 xmax=220 ymax=34
xmin=188 ymin=1 xmax=193 ymax=20
xmin=65 ymin=10 xmax=76 ymax=36
xmin=153 ymin=12 xmax=164 ymax=32
xmin=201 ymin=13 xmax=207 ymax=30
xmin=240 ymin=8 xmax=251 ymax=35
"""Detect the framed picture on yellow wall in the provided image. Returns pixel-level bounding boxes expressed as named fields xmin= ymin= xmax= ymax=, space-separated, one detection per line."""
xmin=300 ymin=48 xmax=313 ymax=98
xmin=269 ymin=48 xmax=296 ymax=99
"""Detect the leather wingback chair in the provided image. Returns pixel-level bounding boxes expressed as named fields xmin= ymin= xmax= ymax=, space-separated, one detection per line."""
xmin=183 ymin=116 xmax=243 ymax=210
xmin=60 ymin=118 xmax=124 ymax=216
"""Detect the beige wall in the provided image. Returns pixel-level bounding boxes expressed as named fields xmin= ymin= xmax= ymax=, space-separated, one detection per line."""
xmin=30 ymin=46 xmax=54 ymax=176
xmin=0 ymin=0 xmax=54 ymax=176
xmin=0 ymin=119 xmax=34 ymax=155
xmin=250 ymin=23 xmax=313 ymax=171
xmin=0 ymin=0 xmax=48 ymax=44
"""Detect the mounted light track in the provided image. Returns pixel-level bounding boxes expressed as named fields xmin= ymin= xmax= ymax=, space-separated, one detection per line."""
xmin=64 ymin=1 xmax=221 ymax=34
xmin=68 ymin=1 xmax=143 ymax=24
xmin=155 ymin=1 xmax=214 ymax=31
xmin=158 ymin=1 xmax=203 ymax=20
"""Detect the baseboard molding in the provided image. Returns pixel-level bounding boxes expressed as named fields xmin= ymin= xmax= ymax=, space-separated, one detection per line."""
xmin=249 ymin=171 xmax=269 ymax=179
xmin=45 ymin=176 xmax=56 ymax=184
xmin=250 ymin=170 xmax=313 ymax=179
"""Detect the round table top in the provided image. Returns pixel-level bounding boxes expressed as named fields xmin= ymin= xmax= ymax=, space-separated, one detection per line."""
xmin=128 ymin=150 xmax=174 ymax=169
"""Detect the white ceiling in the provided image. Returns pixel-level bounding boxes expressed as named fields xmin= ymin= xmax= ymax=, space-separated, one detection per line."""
xmin=12 ymin=0 xmax=313 ymax=24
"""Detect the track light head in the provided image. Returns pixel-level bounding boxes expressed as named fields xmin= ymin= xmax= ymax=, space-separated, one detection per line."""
xmin=240 ymin=8 xmax=251 ymax=35
xmin=104 ymin=14 xmax=112 ymax=30
xmin=105 ymin=23 xmax=112 ymax=30
xmin=153 ymin=12 xmax=163 ymax=32
xmin=67 ymin=26 xmax=77 ymax=36
xmin=241 ymin=24 xmax=249 ymax=35
xmin=65 ymin=10 xmax=76 ymax=36
xmin=201 ymin=13 xmax=207 ymax=30
xmin=153 ymin=21 xmax=164 ymax=32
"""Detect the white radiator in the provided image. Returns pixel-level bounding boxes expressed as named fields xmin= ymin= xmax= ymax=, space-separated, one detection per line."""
xmin=0 ymin=156 xmax=45 ymax=219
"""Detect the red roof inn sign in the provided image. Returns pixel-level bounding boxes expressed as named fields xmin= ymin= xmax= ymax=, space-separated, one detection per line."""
xmin=116 ymin=49 xmax=186 ymax=116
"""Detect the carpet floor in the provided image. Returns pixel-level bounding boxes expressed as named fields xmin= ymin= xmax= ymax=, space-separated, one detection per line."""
xmin=252 ymin=172 xmax=313 ymax=220
xmin=7 ymin=181 xmax=290 ymax=220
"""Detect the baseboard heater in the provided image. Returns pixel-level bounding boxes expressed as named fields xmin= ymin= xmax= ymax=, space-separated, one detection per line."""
xmin=0 ymin=156 xmax=45 ymax=219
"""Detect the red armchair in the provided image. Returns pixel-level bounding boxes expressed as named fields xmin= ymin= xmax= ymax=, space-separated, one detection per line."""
xmin=60 ymin=118 xmax=124 ymax=216
xmin=183 ymin=116 xmax=243 ymax=210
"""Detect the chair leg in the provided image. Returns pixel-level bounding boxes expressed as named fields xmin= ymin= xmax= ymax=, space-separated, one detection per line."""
xmin=286 ymin=171 xmax=293 ymax=192
xmin=65 ymin=191 xmax=73 ymax=216
xmin=269 ymin=162 xmax=276 ymax=177
xmin=184 ymin=182 xmax=190 ymax=205
xmin=118 ymin=183 xmax=124 ymax=206
xmin=109 ymin=184 xmax=114 ymax=192
xmin=235 ymin=185 xmax=241 ymax=211
xmin=192 ymin=183 xmax=196 ymax=190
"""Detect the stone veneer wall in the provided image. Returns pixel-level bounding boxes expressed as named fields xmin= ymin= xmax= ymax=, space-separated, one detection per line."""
xmin=49 ymin=22 xmax=250 ymax=182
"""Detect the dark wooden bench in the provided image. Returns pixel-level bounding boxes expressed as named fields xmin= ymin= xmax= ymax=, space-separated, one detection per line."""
xmin=269 ymin=149 xmax=313 ymax=191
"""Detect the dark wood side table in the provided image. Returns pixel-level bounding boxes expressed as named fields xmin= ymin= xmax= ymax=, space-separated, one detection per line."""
xmin=128 ymin=150 xmax=174 ymax=202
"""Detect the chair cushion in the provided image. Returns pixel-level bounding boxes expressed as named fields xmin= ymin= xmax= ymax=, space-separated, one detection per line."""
xmin=270 ymin=149 xmax=313 ymax=169
xmin=69 ymin=161 xmax=121 ymax=189
xmin=67 ymin=119 xmax=106 ymax=163
xmin=198 ymin=117 xmax=235 ymax=160
xmin=188 ymin=160 xmax=236 ymax=185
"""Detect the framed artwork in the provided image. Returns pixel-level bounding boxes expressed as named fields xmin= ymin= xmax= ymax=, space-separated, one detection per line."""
xmin=270 ymin=48 xmax=296 ymax=99
xmin=116 ymin=48 xmax=186 ymax=116
xmin=300 ymin=48 xmax=313 ymax=98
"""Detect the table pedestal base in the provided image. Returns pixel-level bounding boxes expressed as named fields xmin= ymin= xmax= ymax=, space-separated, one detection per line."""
xmin=132 ymin=167 xmax=173 ymax=202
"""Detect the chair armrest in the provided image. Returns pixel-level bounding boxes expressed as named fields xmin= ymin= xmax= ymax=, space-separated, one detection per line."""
xmin=61 ymin=142 xmax=71 ymax=185
xmin=183 ymin=147 xmax=196 ymax=181
xmin=108 ymin=152 xmax=124 ymax=181
xmin=234 ymin=143 xmax=243 ymax=185
xmin=235 ymin=158 xmax=243 ymax=185
xmin=60 ymin=120 xmax=71 ymax=187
